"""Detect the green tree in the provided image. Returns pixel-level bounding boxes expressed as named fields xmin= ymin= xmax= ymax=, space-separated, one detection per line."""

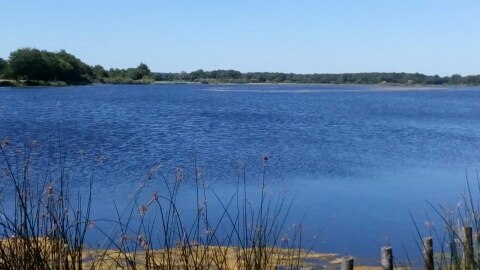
xmin=0 ymin=58 xmax=7 ymax=77
xmin=9 ymin=48 xmax=55 ymax=81
xmin=8 ymin=48 xmax=92 ymax=83
xmin=190 ymin=69 xmax=205 ymax=80
xmin=126 ymin=63 xmax=151 ymax=80
xmin=91 ymin=65 xmax=108 ymax=80
xmin=52 ymin=50 xmax=92 ymax=82
xmin=137 ymin=63 xmax=150 ymax=76
xmin=449 ymin=74 xmax=463 ymax=84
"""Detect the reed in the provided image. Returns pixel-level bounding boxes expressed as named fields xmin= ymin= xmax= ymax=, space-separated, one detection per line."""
xmin=0 ymin=138 xmax=94 ymax=269
xmin=407 ymin=173 xmax=480 ymax=270
xmin=0 ymin=139 xmax=311 ymax=270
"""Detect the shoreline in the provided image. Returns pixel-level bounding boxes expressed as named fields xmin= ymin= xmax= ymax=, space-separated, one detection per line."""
xmin=1 ymin=79 xmax=479 ymax=90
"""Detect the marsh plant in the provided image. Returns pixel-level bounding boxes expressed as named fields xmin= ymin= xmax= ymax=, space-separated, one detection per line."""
xmin=409 ymin=174 xmax=480 ymax=270
xmin=87 ymin=156 xmax=308 ymax=270
xmin=0 ymin=139 xmax=309 ymax=270
xmin=0 ymin=138 xmax=95 ymax=270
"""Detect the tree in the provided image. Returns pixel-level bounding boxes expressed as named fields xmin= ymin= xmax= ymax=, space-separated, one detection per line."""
xmin=137 ymin=63 xmax=150 ymax=76
xmin=125 ymin=63 xmax=151 ymax=80
xmin=0 ymin=58 xmax=7 ymax=77
xmin=91 ymin=65 xmax=108 ymax=80
xmin=9 ymin=48 xmax=55 ymax=81
xmin=190 ymin=69 xmax=205 ymax=80
xmin=52 ymin=50 xmax=92 ymax=82
xmin=7 ymin=48 xmax=92 ymax=83
xmin=449 ymin=74 xmax=463 ymax=84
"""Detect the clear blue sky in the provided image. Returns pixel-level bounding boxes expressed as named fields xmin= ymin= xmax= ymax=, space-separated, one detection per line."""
xmin=1 ymin=1 xmax=479 ymax=75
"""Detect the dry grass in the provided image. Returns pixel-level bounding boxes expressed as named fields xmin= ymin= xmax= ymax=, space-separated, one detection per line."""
xmin=81 ymin=246 xmax=338 ymax=270
xmin=0 ymin=235 xmax=339 ymax=269
xmin=0 ymin=139 xmax=316 ymax=269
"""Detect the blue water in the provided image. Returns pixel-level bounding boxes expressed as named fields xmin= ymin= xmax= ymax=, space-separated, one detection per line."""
xmin=1 ymin=84 xmax=480 ymax=259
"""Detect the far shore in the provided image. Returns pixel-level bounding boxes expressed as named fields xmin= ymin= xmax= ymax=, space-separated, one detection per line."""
xmin=1 ymin=79 xmax=479 ymax=91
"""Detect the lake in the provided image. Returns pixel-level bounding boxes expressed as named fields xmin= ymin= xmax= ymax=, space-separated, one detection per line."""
xmin=1 ymin=83 xmax=479 ymax=260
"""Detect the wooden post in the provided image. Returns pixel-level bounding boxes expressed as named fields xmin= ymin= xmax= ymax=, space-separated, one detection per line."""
xmin=341 ymin=256 xmax=354 ymax=270
xmin=423 ymin=237 xmax=433 ymax=270
xmin=462 ymin=226 xmax=474 ymax=270
xmin=381 ymin=246 xmax=393 ymax=270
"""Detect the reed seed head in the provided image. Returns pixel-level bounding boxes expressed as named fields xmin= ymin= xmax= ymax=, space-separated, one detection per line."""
xmin=1 ymin=138 xmax=9 ymax=148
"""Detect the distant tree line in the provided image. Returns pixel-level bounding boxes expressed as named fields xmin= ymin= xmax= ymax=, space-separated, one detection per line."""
xmin=0 ymin=48 xmax=151 ymax=86
xmin=153 ymin=69 xmax=480 ymax=85
xmin=1 ymin=48 xmax=480 ymax=86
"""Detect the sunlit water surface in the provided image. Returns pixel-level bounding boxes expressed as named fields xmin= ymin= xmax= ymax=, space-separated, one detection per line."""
xmin=1 ymin=84 xmax=480 ymax=259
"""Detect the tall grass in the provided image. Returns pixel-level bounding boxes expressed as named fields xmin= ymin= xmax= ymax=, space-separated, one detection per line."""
xmin=0 ymin=139 xmax=311 ymax=270
xmin=409 ymin=173 xmax=480 ymax=270
xmin=89 ymin=157 xmax=307 ymax=270
xmin=0 ymin=138 xmax=94 ymax=269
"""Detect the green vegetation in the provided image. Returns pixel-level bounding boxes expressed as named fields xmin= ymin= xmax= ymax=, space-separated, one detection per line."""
xmin=1 ymin=47 xmax=480 ymax=87
xmin=8 ymin=48 xmax=92 ymax=83
xmin=154 ymin=70 xmax=480 ymax=85
xmin=102 ymin=63 xmax=153 ymax=84
xmin=0 ymin=58 xmax=6 ymax=74
xmin=0 ymin=48 xmax=152 ymax=86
